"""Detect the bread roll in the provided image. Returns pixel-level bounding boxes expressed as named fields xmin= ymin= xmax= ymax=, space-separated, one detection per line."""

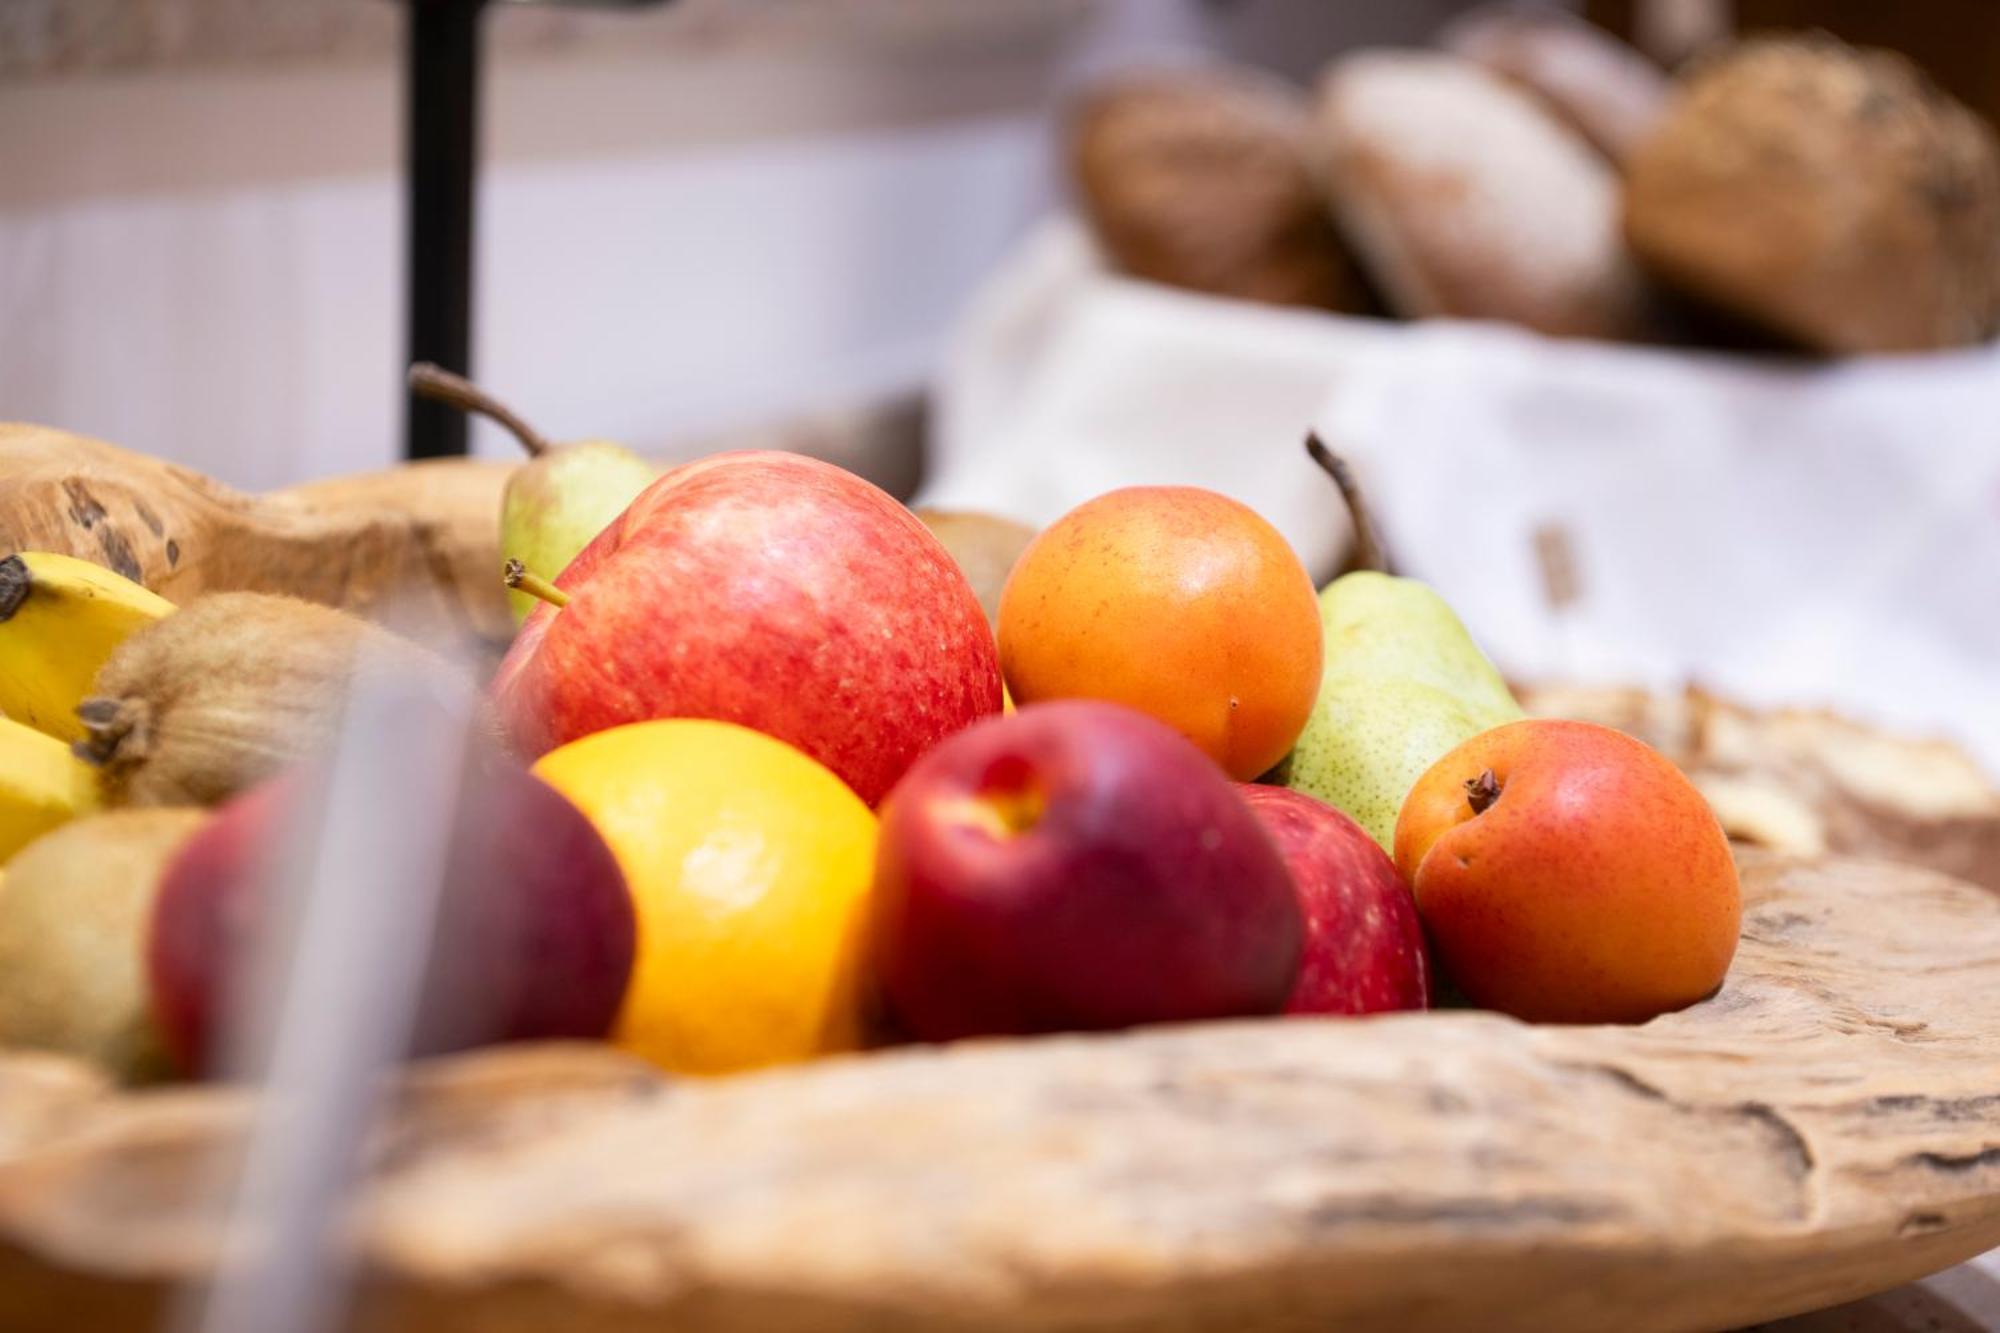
xmin=1623 ymin=37 xmax=2000 ymax=355
xmin=1070 ymin=67 xmax=1366 ymax=312
xmin=1311 ymin=52 xmax=1651 ymax=340
xmin=1439 ymin=3 xmax=1669 ymax=167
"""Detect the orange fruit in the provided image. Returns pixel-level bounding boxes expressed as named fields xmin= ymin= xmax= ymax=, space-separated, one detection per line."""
xmin=531 ymin=719 xmax=878 ymax=1074
xmin=997 ymin=487 xmax=1322 ymax=781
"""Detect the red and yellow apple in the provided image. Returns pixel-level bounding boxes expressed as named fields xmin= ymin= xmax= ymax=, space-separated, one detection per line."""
xmin=1394 ymin=719 xmax=1740 ymax=1024
xmin=491 ymin=451 xmax=1001 ymax=806
xmin=1238 ymin=784 xmax=1429 ymax=1016
xmin=870 ymin=700 xmax=1302 ymax=1040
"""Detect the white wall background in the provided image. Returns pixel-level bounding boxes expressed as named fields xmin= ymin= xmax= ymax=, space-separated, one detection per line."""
xmin=0 ymin=0 xmax=1475 ymax=491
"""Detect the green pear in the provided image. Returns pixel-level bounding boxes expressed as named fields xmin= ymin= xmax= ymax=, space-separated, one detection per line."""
xmin=1315 ymin=572 xmax=1524 ymax=721
xmin=1279 ymin=437 xmax=1522 ymax=851
xmin=408 ymin=365 xmax=658 ymax=624
xmin=497 ymin=444 xmax=658 ymax=624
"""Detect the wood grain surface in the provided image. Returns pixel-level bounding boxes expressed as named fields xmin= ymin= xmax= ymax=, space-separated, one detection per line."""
xmin=0 ymin=424 xmax=514 ymax=649
xmin=0 ymin=854 xmax=1991 ymax=1332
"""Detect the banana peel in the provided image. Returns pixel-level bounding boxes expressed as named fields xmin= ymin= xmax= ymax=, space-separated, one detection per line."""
xmin=0 ymin=715 xmax=96 ymax=863
xmin=0 ymin=553 xmax=174 ymax=743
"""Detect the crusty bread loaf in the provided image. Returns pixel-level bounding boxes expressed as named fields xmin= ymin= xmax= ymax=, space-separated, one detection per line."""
xmin=1623 ymin=37 xmax=2000 ymax=355
xmin=1310 ymin=51 xmax=1652 ymax=340
xmin=1069 ymin=67 xmax=1366 ymax=312
xmin=1439 ymin=3 xmax=1669 ymax=167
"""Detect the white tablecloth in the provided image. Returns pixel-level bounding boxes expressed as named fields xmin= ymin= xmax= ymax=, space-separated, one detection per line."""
xmin=927 ymin=219 xmax=2000 ymax=776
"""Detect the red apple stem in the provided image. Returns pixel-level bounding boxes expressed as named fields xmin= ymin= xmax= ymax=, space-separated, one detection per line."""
xmin=503 ymin=558 xmax=570 ymax=609
xmin=1305 ymin=433 xmax=1391 ymax=575
xmin=1464 ymin=769 xmax=1501 ymax=815
xmin=408 ymin=363 xmax=555 ymax=458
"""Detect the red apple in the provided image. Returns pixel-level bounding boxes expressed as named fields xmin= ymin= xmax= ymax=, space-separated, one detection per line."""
xmin=149 ymin=744 xmax=635 ymax=1076
xmin=1238 ymin=784 xmax=1429 ymax=1016
xmin=870 ymin=700 xmax=1302 ymax=1040
xmin=1394 ymin=719 xmax=1741 ymax=1025
xmin=490 ymin=450 xmax=1001 ymax=805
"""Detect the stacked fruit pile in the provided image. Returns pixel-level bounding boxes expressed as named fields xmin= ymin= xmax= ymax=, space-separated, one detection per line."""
xmin=0 ymin=382 xmax=1740 ymax=1084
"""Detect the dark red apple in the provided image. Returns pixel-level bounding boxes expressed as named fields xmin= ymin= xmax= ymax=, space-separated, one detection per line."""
xmin=148 ymin=745 xmax=635 ymax=1076
xmin=870 ymin=700 xmax=1302 ymax=1040
xmin=490 ymin=450 xmax=1001 ymax=805
xmin=1238 ymin=784 xmax=1429 ymax=1016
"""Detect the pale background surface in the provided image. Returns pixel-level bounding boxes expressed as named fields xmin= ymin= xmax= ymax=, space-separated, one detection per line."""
xmin=929 ymin=222 xmax=2000 ymax=775
xmin=0 ymin=0 xmax=1469 ymax=489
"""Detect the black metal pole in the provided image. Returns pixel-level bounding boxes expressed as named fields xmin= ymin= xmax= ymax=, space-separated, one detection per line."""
xmin=404 ymin=0 xmax=486 ymax=460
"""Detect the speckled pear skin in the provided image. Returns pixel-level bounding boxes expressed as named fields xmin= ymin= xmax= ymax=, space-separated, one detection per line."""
xmin=1281 ymin=572 xmax=1522 ymax=850
xmin=1311 ymin=573 xmax=1521 ymax=718
xmin=500 ymin=442 xmax=658 ymax=624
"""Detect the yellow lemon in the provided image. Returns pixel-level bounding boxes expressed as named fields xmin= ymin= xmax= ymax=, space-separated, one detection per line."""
xmin=531 ymin=719 xmax=878 ymax=1075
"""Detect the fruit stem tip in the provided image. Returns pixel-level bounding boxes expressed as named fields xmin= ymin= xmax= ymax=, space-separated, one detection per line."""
xmin=503 ymin=558 xmax=570 ymax=609
xmin=407 ymin=362 xmax=554 ymax=458
xmin=1464 ymin=769 xmax=1501 ymax=816
xmin=1305 ymin=432 xmax=1390 ymax=576
xmin=0 ymin=554 xmax=27 ymax=622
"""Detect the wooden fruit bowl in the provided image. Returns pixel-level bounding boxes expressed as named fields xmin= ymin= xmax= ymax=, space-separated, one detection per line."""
xmin=0 ymin=853 xmax=1993 ymax=1332
xmin=4 ymin=426 xmax=1995 ymax=1329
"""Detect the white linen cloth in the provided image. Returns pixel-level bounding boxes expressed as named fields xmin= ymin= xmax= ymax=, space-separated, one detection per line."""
xmin=924 ymin=218 xmax=2000 ymax=774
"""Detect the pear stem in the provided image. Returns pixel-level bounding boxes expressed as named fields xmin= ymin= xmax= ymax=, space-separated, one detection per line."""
xmin=408 ymin=363 xmax=555 ymax=458
xmin=503 ymin=558 xmax=569 ymax=609
xmin=1305 ymin=432 xmax=1391 ymax=575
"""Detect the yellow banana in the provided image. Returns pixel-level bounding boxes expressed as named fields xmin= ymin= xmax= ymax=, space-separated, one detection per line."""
xmin=0 ymin=552 xmax=175 ymax=742
xmin=0 ymin=715 xmax=96 ymax=863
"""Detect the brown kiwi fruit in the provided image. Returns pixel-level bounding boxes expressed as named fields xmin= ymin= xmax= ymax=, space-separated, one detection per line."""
xmin=915 ymin=509 xmax=1038 ymax=628
xmin=73 ymin=592 xmax=460 ymax=808
xmin=0 ymin=808 xmax=208 ymax=1081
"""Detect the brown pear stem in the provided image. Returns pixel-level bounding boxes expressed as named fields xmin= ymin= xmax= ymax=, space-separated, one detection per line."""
xmin=503 ymin=558 xmax=569 ymax=609
xmin=1305 ymin=432 xmax=1391 ymax=575
xmin=408 ymin=363 xmax=555 ymax=458
xmin=1465 ymin=769 xmax=1501 ymax=816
